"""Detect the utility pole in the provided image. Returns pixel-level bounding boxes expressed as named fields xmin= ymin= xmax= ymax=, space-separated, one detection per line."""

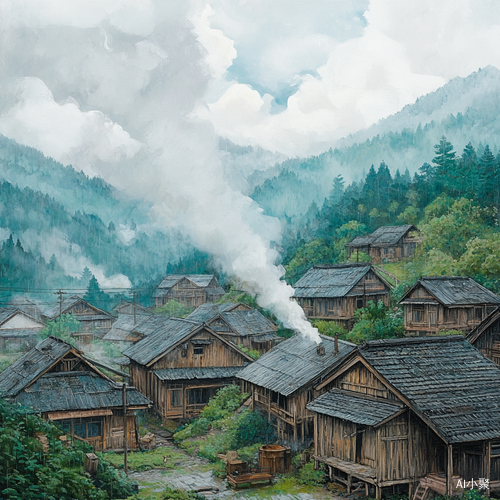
xmin=122 ymin=383 xmax=128 ymax=476
xmin=54 ymin=289 xmax=66 ymax=316
xmin=132 ymin=290 xmax=136 ymax=325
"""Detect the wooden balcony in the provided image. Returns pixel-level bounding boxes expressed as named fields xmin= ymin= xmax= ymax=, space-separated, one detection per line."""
xmin=254 ymin=392 xmax=295 ymax=426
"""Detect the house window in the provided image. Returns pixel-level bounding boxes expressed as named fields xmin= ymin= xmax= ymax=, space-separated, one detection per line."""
xmin=356 ymin=299 xmax=364 ymax=309
xmin=384 ymin=248 xmax=388 ymax=255
xmin=181 ymin=349 xmax=187 ymax=358
xmin=444 ymin=308 xmax=458 ymax=322
xmin=193 ymin=347 xmax=204 ymax=355
xmin=467 ymin=308 xmax=473 ymax=321
xmin=60 ymin=417 xmax=103 ymax=439
xmin=413 ymin=305 xmax=425 ymax=323
xmin=475 ymin=308 xmax=483 ymax=321
xmin=170 ymin=389 xmax=182 ymax=408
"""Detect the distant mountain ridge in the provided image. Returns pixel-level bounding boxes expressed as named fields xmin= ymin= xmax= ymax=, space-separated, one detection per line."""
xmin=250 ymin=66 xmax=500 ymax=218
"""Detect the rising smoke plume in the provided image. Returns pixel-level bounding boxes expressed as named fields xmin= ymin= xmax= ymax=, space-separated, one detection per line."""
xmin=0 ymin=0 xmax=321 ymax=342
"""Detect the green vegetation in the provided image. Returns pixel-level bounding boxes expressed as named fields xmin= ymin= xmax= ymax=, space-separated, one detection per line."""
xmin=38 ymin=314 xmax=81 ymax=346
xmin=174 ymin=385 xmax=275 ymax=476
xmin=238 ymin=345 xmax=260 ymax=360
xmin=0 ymin=397 xmax=135 ymax=500
xmin=154 ymin=300 xmax=194 ymax=318
xmin=296 ymin=461 xmax=327 ymax=486
xmin=346 ymin=301 xmax=405 ymax=344
xmin=102 ymin=446 xmax=186 ymax=472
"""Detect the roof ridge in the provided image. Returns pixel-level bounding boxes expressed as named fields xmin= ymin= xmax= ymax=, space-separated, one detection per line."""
xmin=360 ymin=335 xmax=465 ymax=349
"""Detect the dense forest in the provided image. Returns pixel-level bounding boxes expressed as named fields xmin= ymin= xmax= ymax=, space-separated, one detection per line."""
xmin=282 ymin=136 xmax=500 ymax=297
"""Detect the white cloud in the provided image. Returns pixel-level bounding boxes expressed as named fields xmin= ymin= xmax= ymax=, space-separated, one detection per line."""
xmin=0 ymin=78 xmax=142 ymax=176
xmin=203 ymin=0 xmax=500 ymax=156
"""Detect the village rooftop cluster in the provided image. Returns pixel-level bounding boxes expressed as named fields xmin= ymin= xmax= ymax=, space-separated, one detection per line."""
xmin=2 ymin=225 xmax=500 ymax=499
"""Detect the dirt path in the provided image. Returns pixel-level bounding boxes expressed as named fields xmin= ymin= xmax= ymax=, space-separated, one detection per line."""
xmin=129 ymin=440 xmax=339 ymax=499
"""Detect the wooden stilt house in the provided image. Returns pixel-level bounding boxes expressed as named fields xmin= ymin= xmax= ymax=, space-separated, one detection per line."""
xmin=345 ymin=225 xmax=420 ymax=264
xmin=0 ymin=336 xmax=151 ymax=451
xmin=309 ymin=336 xmax=500 ymax=499
xmin=124 ymin=318 xmax=254 ymax=419
xmin=42 ymin=295 xmax=116 ymax=340
xmin=237 ymin=334 xmax=356 ymax=447
xmin=153 ymin=275 xmax=225 ymax=308
xmin=399 ymin=277 xmax=500 ymax=335
xmin=468 ymin=307 xmax=500 ymax=367
xmin=293 ymin=264 xmax=391 ymax=326
xmin=187 ymin=303 xmax=279 ymax=354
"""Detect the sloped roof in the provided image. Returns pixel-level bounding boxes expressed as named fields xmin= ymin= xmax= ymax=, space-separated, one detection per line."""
xmin=468 ymin=307 xmax=500 ymax=344
xmin=359 ymin=336 xmax=500 ymax=444
xmin=124 ymin=318 xmax=253 ymax=367
xmin=124 ymin=318 xmax=203 ymax=366
xmin=307 ymin=389 xmax=404 ymax=426
xmin=131 ymin=314 xmax=173 ymax=337
xmin=400 ymin=277 xmax=500 ymax=306
xmin=0 ymin=307 xmax=18 ymax=325
xmin=217 ymin=310 xmax=276 ymax=337
xmin=293 ymin=264 xmax=389 ymax=298
xmin=113 ymin=301 xmax=152 ymax=315
xmin=154 ymin=366 xmax=245 ymax=381
xmin=102 ymin=313 xmax=153 ymax=342
xmin=155 ymin=274 xmax=216 ymax=290
xmin=186 ymin=302 xmax=244 ymax=323
xmin=14 ymin=371 xmax=150 ymax=413
xmin=42 ymin=296 xmax=114 ymax=320
xmin=346 ymin=225 xmax=416 ymax=248
xmin=0 ymin=336 xmax=74 ymax=397
xmin=237 ymin=334 xmax=356 ymax=397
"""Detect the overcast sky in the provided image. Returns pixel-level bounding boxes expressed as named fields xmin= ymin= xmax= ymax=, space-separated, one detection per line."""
xmin=1 ymin=0 xmax=500 ymax=337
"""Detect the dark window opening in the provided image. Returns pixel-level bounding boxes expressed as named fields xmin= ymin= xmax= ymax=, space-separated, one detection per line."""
xmin=193 ymin=347 xmax=204 ymax=355
xmin=170 ymin=389 xmax=182 ymax=408
xmin=59 ymin=417 xmax=103 ymax=439
xmin=475 ymin=308 xmax=483 ymax=321
xmin=356 ymin=299 xmax=364 ymax=309
xmin=413 ymin=304 xmax=425 ymax=322
xmin=181 ymin=349 xmax=187 ymax=358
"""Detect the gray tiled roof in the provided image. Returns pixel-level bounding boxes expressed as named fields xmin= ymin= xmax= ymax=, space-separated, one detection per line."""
xmin=186 ymin=302 xmax=241 ymax=323
xmin=102 ymin=313 xmax=153 ymax=342
xmin=42 ymin=296 xmax=114 ymax=320
xmin=359 ymin=336 xmax=500 ymax=443
xmin=346 ymin=225 xmax=416 ymax=248
xmin=13 ymin=371 xmax=150 ymax=413
xmin=154 ymin=366 xmax=245 ymax=381
xmin=307 ymin=389 xmax=404 ymax=426
xmin=0 ymin=336 xmax=73 ymax=397
xmin=400 ymin=277 xmax=500 ymax=306
xmin=217 ymin=310 xmax=276 ymax=337
xmin=293 ymin=264 xmax=371 ymax=298
xmin=237 ymin=334 xmax=356 ymax=396
xmin=123 ymin=318 xmax=200 ymax=366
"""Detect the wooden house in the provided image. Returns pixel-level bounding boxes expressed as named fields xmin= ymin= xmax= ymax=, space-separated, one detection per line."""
xmin=237 ymin=335 xmax=356 ymax=446
xmin=0 ymin=307 xmax=45 ymax=351
xmin=468 ymin=307 xmax=500 ymax=367
xmin=42 ymin=295 xmax=116 ymax=340
xmin=0 ymin=336 xmax=151 ymax=451
xmin=102 ymin=312 xmax=155 ymax=348
xmin=293 ymin=264 xmax=391 ymax=325
xmin=113 ymin=300 xmax=152 ymax=316
xmin=309 ymin=336 xmax=500 ymax=499
xmin=187 ymin=303 xmax=279 ymax=354
xmin=124 ymin=317 xmax=254 ymax=419
xmin=399 ymin=277 xmax=500 ymax=336
xmin=153 ymin=274 xmax=225 ymax=308
xmin=346 ymin=225 xmax=420 ymax=264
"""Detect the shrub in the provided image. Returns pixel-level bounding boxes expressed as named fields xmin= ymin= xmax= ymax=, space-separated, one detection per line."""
xmin=161 ymin=487 xmax=204 ymax=499
xmin=296 ymin=461 xmax=327 ymax=486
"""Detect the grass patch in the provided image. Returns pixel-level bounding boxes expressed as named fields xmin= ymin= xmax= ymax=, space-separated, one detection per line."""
xmin=101 ymin=446 xmax=186 ymax=472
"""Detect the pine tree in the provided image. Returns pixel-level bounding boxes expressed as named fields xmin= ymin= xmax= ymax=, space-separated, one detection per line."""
xmin=478 ymin=145 xmax=498 ymax=206
xmin=433 ymin=136 xmax=457 ymax=193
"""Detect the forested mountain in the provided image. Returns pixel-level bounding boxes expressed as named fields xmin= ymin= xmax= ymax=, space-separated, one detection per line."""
xmin=251 ymin=66 xmax=500 ymax=219
xmin=283 ymin=135 xmax=500 ymax=297
xmin=0 ymin=137 xmax=215 ymax=305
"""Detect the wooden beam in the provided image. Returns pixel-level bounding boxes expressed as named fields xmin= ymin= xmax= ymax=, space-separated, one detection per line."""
xmin=446 ymin=444 xmax=453 ymax=496
xmin=484 ymin=440 xmax=491 ymax=497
